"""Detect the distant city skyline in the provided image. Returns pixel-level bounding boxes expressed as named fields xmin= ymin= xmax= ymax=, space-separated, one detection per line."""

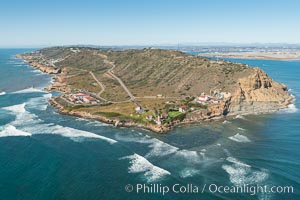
xmin=1 ymin=0 xmax=300 ymax=47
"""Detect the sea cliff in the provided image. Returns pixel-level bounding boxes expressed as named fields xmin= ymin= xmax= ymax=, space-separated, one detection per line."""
xmin=228 ymin=67 xmax=293 ymax=115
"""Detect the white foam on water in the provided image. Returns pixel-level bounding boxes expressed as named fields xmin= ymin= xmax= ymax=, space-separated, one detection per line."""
xmin=175 ymin=150 xmax=204 ymax=164
xmin=49 ymin=125 xmax=118 ymax=144
xmin=18 ymin=121 xmax=118 ymax=144
xmin=226 ymin=157 xmax=251 ymax=167
xmin=222 ymin=120 xmax=231 ymax=124
xmin=76 ymin=118 xmax=112 ymax=127
xmin=2 ymin=103 xmax=26 ymax=113
xmin=0 ymin=91 xmax=6 ymax=96
xmin=229 ymin=133 xmax=251 ymax=143
xmin=222 ymin=157 xmax=268 ymax=186
xmin=234 ymin=115 xmax=246 ymax=120
xmin=237 ymin=127 xmax=246 ymax=131
xmin=115 ymin=132 xmax=153 ymax=144
xmin=12 ymin=87 xmax=44 ymax=94
xmin=116 ymin=130 xmax=220 ymax=178
xmin=3 ymin=102 xmax=117 ymax=144
xmin=27 ymin=98 xmax=48 ymax=111
xmin=116 ymin=132 xmax=208 ymax=166
xmin=116 ymin=133 xmax=178 ymax=157
xmin=179 ymin=168 xmax=200 ymax=178
xmin=6 ymin=61 xmax=24 ymax=65
xmin=120 ymin=153 xmax=171 ymax=182
xmin=26 ymin=93 xmax=52 ymax=111
xmin=14 ymin=111 xmax=42 ymax=126
xmin=145 ymin=139 xmax=178 ymax=158
xmin=279 ymin=103 xmax=298 ymax=114
xmin=75 ymin=117 xmax=89 ymax=122
xmin=0 ymin=125 xmax=31 ymax=137
xmin=87 ymin=120 xmax=112 ymax=127
xmin=32 ymin=69 xmax=41 ymax=73
xmin=43 ymin=93 xmax=52 ymax=99
xmin=3 ymin=103 xmax=43 ymax=126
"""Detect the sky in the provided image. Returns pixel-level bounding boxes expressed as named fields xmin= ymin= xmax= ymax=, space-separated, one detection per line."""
xmin=1 ymin=0 xmax=300 ymax=47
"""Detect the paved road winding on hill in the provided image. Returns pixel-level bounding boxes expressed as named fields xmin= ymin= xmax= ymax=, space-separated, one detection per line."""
xmin=89 ymin=71 xmax=108 ymax=102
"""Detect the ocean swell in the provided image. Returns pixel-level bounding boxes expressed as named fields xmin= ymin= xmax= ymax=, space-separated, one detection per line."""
xmin=222 ymin=157 xmax=268 ymax=186
xmin=120 ymin=153 xmax=171 ymax=182
xmin=0 ymin=124 xmax=31 ymax=137
xmin=229 ymin=133 xmax=251 ymax=143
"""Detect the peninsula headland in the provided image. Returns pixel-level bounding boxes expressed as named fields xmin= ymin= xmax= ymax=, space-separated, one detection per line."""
xmin=17 ymin=47 xmax=294 ymax=133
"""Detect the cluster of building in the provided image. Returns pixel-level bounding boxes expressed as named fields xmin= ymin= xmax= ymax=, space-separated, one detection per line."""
xmin=70 ymin=93 xmax=99 ymax=104
xmin=196 ymin=95 xmax=219 ymax=105
xmin=145 ymin=112 xmax=168 ymax=125
xmin=133 ymin=92 xmax=232 ymax=125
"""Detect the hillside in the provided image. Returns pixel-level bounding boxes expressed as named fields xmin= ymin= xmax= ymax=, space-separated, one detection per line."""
xmin=17 ymin=47 xmax=293 ymax=132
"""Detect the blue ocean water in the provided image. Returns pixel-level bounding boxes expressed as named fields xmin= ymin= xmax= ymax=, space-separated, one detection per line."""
xmin=0 ymin=49 xmax=299 ymax=200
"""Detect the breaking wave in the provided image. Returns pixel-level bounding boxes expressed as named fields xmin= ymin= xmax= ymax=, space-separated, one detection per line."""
xmin=279 ymin=103 xmax=298 ymax=114
xmin=115 ymin=132 xmax=206 ymax=163
xmin=26 ymin=93 xmax=52 ymax=111
xmin=2 ymin=103 xmax=26 ymax=113
xmin=1 ymin=101 xmax=117 ymax=144
xmin=222 ymin=157 xmax=268 ymax=186
xmin=115 ymin=132 xmax=178 ymax=157
xmin=115 ymin=131 xmax=214 ymax=178
xmin=6 ymin=61 xmax=24 ymax=65
xmin=222 ymin=120 xmax=232 ymax=124
xmin=229 ymin=133 xmax=251 ymax=143
xmin=146 ymin=140 xmax=179 ymax=158
xmin=48 ymin=124 xmax=118 ymax=144
xmin=120 ymin=153 xmax=171 ymax=182
xmin=0 ymin=124 xmax=31 ymax=137
xmin=234 ymin=115 xmax=246 ymax=120
xmin=12 ymin=87 xmax=45 ymax=94
xmin=0 ymin=91 xmax=6 ymax=96
xmin=179 ymin=168 xmax=200 ymax=178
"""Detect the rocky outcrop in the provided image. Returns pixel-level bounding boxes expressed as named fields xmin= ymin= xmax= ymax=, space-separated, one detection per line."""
xmin=228 ymin=67 xmax=293 ymax=114
xmin=45 ymin=68 xmax=70 ymax=92
xmin=184 ymin=101 xmax=227 ymax=122
xmin=17 ymin=54 xmax=61 ymax=74
xmin=26 ymin=61 xmax=61 ymax=74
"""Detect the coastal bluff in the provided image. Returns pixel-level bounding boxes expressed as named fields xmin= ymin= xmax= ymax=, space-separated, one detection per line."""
xmin=229 ymin=67 xmax=293 ymax=115
xmin=17 ymin=47 xmax=293 ymax=133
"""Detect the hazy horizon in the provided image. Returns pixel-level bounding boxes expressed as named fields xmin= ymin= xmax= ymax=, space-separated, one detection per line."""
xmin=1 ymin=0 xmax=300 ymax=47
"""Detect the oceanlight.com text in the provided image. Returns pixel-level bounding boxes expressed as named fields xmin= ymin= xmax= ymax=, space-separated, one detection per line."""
xmin=125 ymin=183 xmax=294 ymax=196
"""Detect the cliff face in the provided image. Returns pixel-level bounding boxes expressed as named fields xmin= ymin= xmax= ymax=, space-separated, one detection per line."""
xmin=27 ymin=61 xmax=61 ymax=74
xmin=228 ymin=67 xmax=292 ymax=114
xmin=16 ymin=54 xmax=61 ymax=74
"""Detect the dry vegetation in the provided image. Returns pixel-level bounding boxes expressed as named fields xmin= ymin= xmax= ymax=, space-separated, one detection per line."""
xmin=36 ymin=47 xmax=252 ymax=102
xmin=23 ymin=47 xmax=256 ymax=124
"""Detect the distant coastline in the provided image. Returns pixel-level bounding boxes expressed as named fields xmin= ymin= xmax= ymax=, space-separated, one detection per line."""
xmin=200 ymin=51 xmax=300 ymax=60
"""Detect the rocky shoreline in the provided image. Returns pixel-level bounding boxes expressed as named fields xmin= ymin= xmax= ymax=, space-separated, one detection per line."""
xmin=17 ymin=53 xmax=295 ymax=133
xmin=48 ymin=97 xmax=174 ymax=133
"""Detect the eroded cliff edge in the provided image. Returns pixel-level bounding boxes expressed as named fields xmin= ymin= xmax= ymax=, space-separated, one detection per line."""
xmin=228 ymin=67 xmax=293 ymax=115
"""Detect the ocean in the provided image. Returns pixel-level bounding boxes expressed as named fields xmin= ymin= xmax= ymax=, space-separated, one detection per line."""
xmin=0 ymin=49 xmax=299 ymax=200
